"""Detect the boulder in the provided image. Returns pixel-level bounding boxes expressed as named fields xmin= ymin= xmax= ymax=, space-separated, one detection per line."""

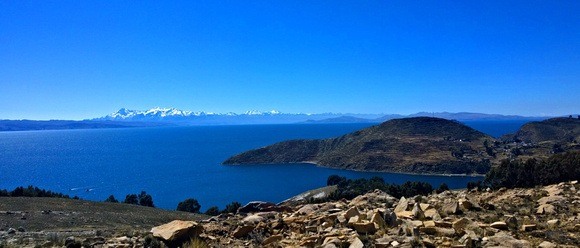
xmin=485 ymin=232 xmax=531 ymax=248
xmin=394 ymin=197 xmax=409 ymax=213
xmin=351 ymin=221 xmax=377 ymax=234
xmin=344 ymin=207 xmax=360 ymax=220
xmin=546 ymin=219 xmax=560 ymax=227
xmin=262 ymin=234 xmax=283 ymax=245
xmin=232 ymin=225 xmax=254 ymax=238
xmin=452 ymin=217 xmax=482 ymax=235
xmin=538 ymin=241 xmax=557 ymax=248
xmin=370 ymin=212 xmax=386 ymax=229
xmin=242 ymin=214 xmax=265 ymax=224
xmin=383 ymin=210 xmax=398 ymax=227
xmin=349 ymin=237 xmax=364 ymax=248
xmin=151 ymin=220 xmax=203 ymax=243
xmin=536 ymin=204 xmax=556 ymax=214
xmin=412 ymin=203 xmax=425 ymax=220
xmin=441 ymin=199 xmax=460 ymax=215
xmin=238 ymin=201 xmax=291 ymax=213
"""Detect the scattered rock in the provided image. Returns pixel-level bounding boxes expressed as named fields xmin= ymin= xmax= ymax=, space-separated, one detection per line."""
xmin=151 ymin=220 xmax=203 ymax=243
xmin=538 ymin=241 xmax=557 ymax=248
xmin=521 ymin=224 xmax=536 ymax=232
xmin=349 ymin=237 xmax=364 ymax=248
xmin=536 ymin=204 xmax=556 ymax=214
xmin=546 ymin=219 xmax=560 ymax=227
xmin=262 ymin=234 xmax=283 ymax=245
xmin=238 ymin=201 xmax=290 ymax=213
xmin=490 ymin=221 xmax=509 ymax=230
xmin=232 ymin=225 xmax=254 ymax=238
xmin=412 ymin=203 xmax=425 ymax=220
xmin=441 ymin=199 xmax=460 ymax=215
xmin=351 ymin=221 xmax=377 ymax=234
xmin=394 ymin=197 xmax=409 ymax=213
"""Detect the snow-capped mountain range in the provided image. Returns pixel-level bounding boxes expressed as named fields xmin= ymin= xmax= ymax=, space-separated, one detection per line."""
xmin=95 ymin=107 xmax=380 ymax=125
xmin=102 ymin=107 xmax=289 ymax=119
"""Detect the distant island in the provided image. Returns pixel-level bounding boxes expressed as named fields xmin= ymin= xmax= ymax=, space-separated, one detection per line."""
xmin=0 ymin=107 xmax=554 ymax=132
xmin=224 ymin=116 xmax=580 ymax=175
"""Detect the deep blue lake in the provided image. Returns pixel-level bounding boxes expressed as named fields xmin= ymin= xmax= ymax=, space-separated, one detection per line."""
xmin=0 ymin=121 xmax=526 ymax=210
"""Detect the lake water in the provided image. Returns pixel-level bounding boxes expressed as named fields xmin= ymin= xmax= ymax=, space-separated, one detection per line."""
xmin=0 ymin=121 xmax=525 ymax=211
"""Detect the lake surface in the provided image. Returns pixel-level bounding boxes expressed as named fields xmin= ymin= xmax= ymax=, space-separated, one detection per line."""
xmin=0 ymin=121 xmax=524 ymax=210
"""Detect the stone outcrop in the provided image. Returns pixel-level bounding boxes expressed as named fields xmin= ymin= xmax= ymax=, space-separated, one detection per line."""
xmin=150 ymin=220 xmax=203 ymax=243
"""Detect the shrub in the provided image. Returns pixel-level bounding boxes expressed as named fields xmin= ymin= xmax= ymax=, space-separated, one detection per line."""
xmin=104 ymin=195 xmax=119 ymax=203
xmin=124 ymin=194 xmax=138 ymax=205
xmin=138 ymin=191 xmax=154 ymax=207
xmin=177 ymin=198 xmax=201 ymax=213
xmin=484 ymin=151 xmax=580 ymax=189
xmin=436 ymin=183 xmax=449 ymax=193
xmin=222 ymin=201 xmax=241 ymax=214
xmin=204 ymin=206 xmax=220 ymax=216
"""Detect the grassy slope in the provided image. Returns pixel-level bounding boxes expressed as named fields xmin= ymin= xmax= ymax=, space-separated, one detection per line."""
xmin=0 ymin=197 xmax=206 ymax=232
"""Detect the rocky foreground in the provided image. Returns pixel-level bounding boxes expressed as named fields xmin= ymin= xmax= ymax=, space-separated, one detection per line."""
xmin=2 ymin=181 xmax=579 ymax=247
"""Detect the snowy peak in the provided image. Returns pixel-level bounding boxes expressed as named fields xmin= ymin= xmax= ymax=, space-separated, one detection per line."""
xmin=101 ymin=107 xmax=285 ymax=120
xmin=244 ymin=110 xmax=281 ymax=115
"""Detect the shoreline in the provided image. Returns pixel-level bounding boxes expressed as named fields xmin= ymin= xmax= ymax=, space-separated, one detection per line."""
xmin=224 ymin=161 xmax=486 ymax=177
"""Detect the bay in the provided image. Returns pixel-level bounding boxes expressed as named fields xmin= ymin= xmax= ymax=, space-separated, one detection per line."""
xmin=0 ymin=121 xmax=518 ymax=210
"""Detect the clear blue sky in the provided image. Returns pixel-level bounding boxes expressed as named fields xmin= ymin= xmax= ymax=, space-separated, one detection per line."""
xmin=1 ymin=1 xmax=578 ymax=120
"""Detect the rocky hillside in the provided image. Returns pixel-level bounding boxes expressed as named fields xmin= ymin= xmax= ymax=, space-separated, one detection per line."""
xmin=2 ymin=181 xmax=578 ymax=247
xmin=224 ymin=117 xmax=496 ymax=174
xmin=497 ymin=117 xmax=580 ymax=161
xmin=503 ymin=117 xmax=580 ymax=143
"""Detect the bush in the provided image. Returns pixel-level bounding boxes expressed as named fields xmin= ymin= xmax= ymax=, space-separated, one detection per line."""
xmin=484 ymin=151 xmax=580 ymax=189
xmin=138 ymin=191 xmax=154 ymax=207
xmin=436 ymin=183 xmax=449 ymax=193
xmin=204 ymin=206 xmax=220 ymax=216
xmin=177 ymin=198 xmax=201 ymax=213
xmin=0 ymin=186 xmax=71 ymax=198
xmin=222 ymin=201 xmax=241 ymax=214
xmin=104 ymin=195 xmax=119 ymax=203
xmin=326 ymin=175 xmax=433 ymax=200
xmin=124 ymin=194 xmax=138 ymax=205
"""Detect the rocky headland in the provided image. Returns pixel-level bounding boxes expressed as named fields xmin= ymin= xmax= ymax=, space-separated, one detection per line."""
xmin=224 ymin=117 xmax=496 ymax=175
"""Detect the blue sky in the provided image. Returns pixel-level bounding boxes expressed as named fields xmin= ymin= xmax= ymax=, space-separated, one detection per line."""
xmin=1 ymin=1 xmax=578 ymax=120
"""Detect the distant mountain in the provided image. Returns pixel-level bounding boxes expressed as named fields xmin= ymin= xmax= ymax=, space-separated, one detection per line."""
xmin=302 ymin=116 xmax=378 ymax=124
xmin=224 ymin=117 xmax=495 ymax=175
xmin=0 ymin=108 xmax=559 ymax=132
xmin=95 ymin=107 xmax=385 ymax=125
xmin=0 ymin=120 xmax=171 ymax=132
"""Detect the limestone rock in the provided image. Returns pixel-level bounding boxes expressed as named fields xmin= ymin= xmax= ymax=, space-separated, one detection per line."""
xmin=151 ymin=220 xmax=203 ymax=242
xmin=232 ymin=225 xmax=254 ymax=238
xmin=344 ymin=207 xmax=360 ymax=220
xmin=351 ymin=221 xmax=377 ymax=234
xmin=242 ymin=214 xmax=265 ymax=224
xmin=262 ymin=234 xmax=283 ymax=245
xmin=411 ymin=203 xmax=425 ymax=220
xmin=441 ymin=199 xmax=460 ymax=215
xmin=349 ymin=237 xmax=364 ymax=248
xmin=536 ymin=204 xmax=556 ymax=214
xmin=394 ymin=197 xmax=409 ymax=213
xmin=490 ymin=221 xmax=508 ymax=230
xmin=538 ymin=241 xmax=557 ymax=248
xmin=521 ymin=224 xmax=536 ymax=232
